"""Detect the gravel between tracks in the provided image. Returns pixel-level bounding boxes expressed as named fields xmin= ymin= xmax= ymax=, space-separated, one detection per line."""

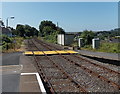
xmin=26 ymin=38 xmax=120 ymax=93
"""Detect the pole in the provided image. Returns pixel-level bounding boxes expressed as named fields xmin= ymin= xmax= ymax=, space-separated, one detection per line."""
xmin=6 ymin=16 xmax=15 ymax=28
xmin=6 ymin=18 xmax=8 ymax=28
xmin=57 ymin=22 xmax=58 ymax=27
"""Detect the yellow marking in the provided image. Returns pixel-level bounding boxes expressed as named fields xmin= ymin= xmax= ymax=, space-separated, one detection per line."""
xmin=44 ymin=51 xmax=58 ymax=55
xmin=24 ymin=51 xmax=33 ymax=55
xmin=56 ymin=50 xmax=69 ymax=54
xmin=65 ymin=50 xmax=78 ymax=54
xmin=33 ymin=51 xmax=44 ymax=55
xmin=24 ymin=50 xmax=78 ymax=55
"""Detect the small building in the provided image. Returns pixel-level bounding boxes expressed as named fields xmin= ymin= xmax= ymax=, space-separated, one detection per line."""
xmin=78 ymin=38 xmax=84 ymax=47
xmin=57 ymin=34 xmax=74 ymax=46
xmin=92 ymin=38 xmax=100 ymax=49
xmin=0 ymin=27 xmax=12 ymax=37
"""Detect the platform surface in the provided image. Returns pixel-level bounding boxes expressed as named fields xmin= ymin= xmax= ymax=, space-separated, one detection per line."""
xmin=19 ymin=55 xmax=46 ymax=93
xmin=78 ymin=50 xmax=120 ymax=61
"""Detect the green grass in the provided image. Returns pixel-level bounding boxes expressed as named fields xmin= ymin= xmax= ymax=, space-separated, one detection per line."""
xmin=38 ymin=35 xmax=120 ymax=53
xmin=70 ymin=41 xmax=78 ymax=47
xmin=42 ymin=33 xmax=57 ymax=44
xmin=2 ymin=37 xmax=24 ymax=52
xmin=98 ymin=42 xmax=120 ymax=53
xmin=81 ymin=42 xmax=120 ymax=53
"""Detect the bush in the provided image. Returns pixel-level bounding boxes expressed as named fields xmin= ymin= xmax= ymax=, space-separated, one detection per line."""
xmin=2 ymin=36 xmax=24 ymax=52
xmin=98 ymin=43 xmax=120 ymax=53
xmin=80 ymin=30 xmax=95 ymax=45
xmin=81 ymin=42 xmax=120 ymax=53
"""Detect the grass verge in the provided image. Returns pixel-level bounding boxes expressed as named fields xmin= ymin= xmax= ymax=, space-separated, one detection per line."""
xmin=81 ymin=42 xmax=120 ymax=53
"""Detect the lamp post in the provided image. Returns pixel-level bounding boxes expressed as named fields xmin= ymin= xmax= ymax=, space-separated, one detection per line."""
xmin=6 ymin=16 xmax=15 ymax=51
xmin=6 ymin=16 xmax=15 ymax=28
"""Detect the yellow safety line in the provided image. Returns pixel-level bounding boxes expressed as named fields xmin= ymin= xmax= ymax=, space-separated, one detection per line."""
xmin=33 ymin=51 xmax=44 ymax=55
xmin=43 ymin=51 xmax=58 ymax=55
xmin=24 ymin=51 xmax=33 ymax=55
xmin=24 ymin=50 xmax=78 ymax=55
xmin=65 ymin=50 xmax=78 ymax=54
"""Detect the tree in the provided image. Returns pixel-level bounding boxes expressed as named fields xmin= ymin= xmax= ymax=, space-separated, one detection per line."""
xmin=80 ymin=30 xmax=95 ymax=45
xmin=42 ymin=26 xmax=54 ymax=35
xmin=39 ymin=20 xmax=65 ymax=36
xmin=39 ymin=20 xmax=65 ymax=43
xmin=57 ymin=27 xmax=65 ymax=34
xmin=25 ymin=29 xmax=31 ymax=37
xmin=16 ymin=24 xmax=25 ymax=37
xmin=24 ymin=25 xmax=33 ymax=37
xmin=7 ymin=27 xmax=17 ymax=36
xmin=31 ymin=27 xmax=39 ymax=37
xmin=39 ymin=20 xmax=57 ymax=36
xmin=15 ymin=24 xmax=39 ymax=37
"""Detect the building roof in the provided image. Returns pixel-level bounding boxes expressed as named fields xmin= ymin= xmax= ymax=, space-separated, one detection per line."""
xmin=65 ymin=32 xmax=79 ymax=35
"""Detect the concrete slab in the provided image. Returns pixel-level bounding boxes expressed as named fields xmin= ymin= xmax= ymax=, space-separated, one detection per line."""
xmin=19 ymin=55 xmax=37 ymax=73
xmin=1 ymin=52 xmax=22 ymax=92
xmin=20 ymin=74 xmax=40 ymax=92
xmin=19 ymin=55 xmax=46 ymax=93
xmin=1 ymin=65 xmax=22 ymax=92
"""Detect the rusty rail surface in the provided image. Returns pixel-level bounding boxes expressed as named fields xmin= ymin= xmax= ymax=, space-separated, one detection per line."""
xmin=33 ymin=38 xmax=120 ymax=91
xmin=35 ymin=38 xmax=120 ymax=75
xmin=29 ymin=39 xmax=87 ymax=93
xmin=27 ymin=40 xmax=56 ymax=94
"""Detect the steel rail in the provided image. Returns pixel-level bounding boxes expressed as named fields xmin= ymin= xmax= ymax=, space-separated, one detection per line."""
xmin=31 ymin=39 xmax=87 ymax=92
xmin=28 ymin=40 xmax=56 ymax=94
xmin=34 ymin=38 xmax=120 ymax=90
xmin=36 ymin=38 xmax=120 ymax=75
xmin=34 ymin=38 xmax=120 ymax=75
xmin=73 ymin=55 xmax=120 ymax=74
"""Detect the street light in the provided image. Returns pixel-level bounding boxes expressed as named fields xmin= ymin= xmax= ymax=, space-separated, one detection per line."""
xmin=6 ymin=16 xmax=15 ymax=28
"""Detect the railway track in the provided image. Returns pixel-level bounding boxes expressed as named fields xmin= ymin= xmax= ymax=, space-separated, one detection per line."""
xmin=34 ymin=38 xmax=120 ymax=82
xmin=26 ymin=38 xmax=120 ymax=93
xmin=34 ymin=38 xmax=120 ymax=73
xmin=27 ymin=39 xmax=87 ymax=93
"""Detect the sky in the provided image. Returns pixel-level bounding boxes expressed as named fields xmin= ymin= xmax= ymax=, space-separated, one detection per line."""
xmin=1 ymin=2 xmax=118 ymax=32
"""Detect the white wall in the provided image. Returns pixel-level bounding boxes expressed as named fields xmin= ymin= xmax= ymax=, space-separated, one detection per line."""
xmin=57 ymin=34 xmax=64 ymax=45
xmin=57 ymin=34 xmax=74 ymax=46
xmin=92 ymin=38 xmax=100 ymax=49
xmin=78 ymin=38 xmax=84 ymax=47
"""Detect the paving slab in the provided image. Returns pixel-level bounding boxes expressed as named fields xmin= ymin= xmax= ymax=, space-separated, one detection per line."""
xmin=19 ymin=55 xmax=42 ymax=92
xmin=19 ymin=55 xmax=37 ymax=73
xmin=20 ymin=74 xmax=40 ymax=92
xmin=1 ymin=65 xmax=22 ymax=92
